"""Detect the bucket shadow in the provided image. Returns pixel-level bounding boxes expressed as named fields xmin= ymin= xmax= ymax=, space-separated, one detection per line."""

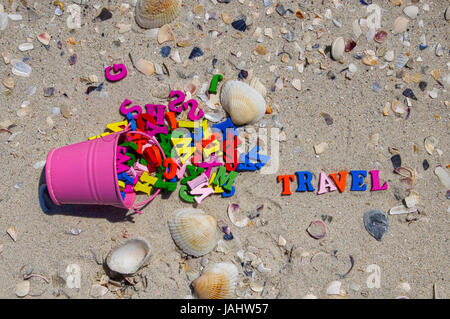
xmin=38 ymin=168 xmax=132 ymax=223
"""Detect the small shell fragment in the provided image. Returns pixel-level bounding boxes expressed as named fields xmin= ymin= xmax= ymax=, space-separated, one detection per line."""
xmin=291 ymin=78 xmax=302 ymax=91
xmin=424 ymin=136 xmax=438 ymax=155
xmin=15 ymin=281 xmax=30 ymax=298
xmin=434 ymin=166 xmax=450 ymax=189
xmin=403 ymin=6 xmax=419 ymax=20
xmin=362 ymin=55 xmax=378 ymax=66
xmin=135 ymin=59 xmax=155 ymax=76
xmin=363 ymin=210 xmax=388 ymax=241
xmin=157 ymin=24 xmax=174 ymax=44
xmin=306 ymin=220 xmax=327 ymax=239
xmin=314 ymin=142 xmax=328 ymax=155
xmin=227 ymin=203 xmax=250 ymax=228
xmin=7 ymin=226 xmax=17 ymax=242
xmin=37 ymin=32 xmax=51 ymax=46
xmin=389 ymin=205 xmax=417 ymax=215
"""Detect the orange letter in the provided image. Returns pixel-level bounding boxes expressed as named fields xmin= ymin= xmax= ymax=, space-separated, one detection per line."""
xmin=329 ymin=171 xmax=348 ymax=193
xmin=277 ymin=175 xmax=296 ymax=195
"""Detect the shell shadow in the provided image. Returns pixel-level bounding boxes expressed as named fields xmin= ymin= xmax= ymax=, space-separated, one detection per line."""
xmin=38 ymin=167 xmax=132 ymax=223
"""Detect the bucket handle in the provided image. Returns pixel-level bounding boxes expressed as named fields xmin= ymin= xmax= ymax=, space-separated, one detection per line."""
xmin=122 ymin=126 xmax=168 ymax=214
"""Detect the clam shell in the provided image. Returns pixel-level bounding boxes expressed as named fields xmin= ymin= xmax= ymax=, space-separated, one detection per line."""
xmin=331 ymin=37 xmax=344 ymax=61
xmin=393 ymin=16 xmax=409 ymax=34
xmin=135 ymin=0 xmax=181 ymax=29
xmin=157 ymin=24 xmax=174 ymax=44
xmin=193 ymin=262 xmax=238 ymax=299
xmin=136 ymin=59 xmax=155 ymax=75
xmin=15 ymin=281 xmax=30 ymax=298
xmin=168 ymin=208 xmax=219 ymax=257
xmin=403 ymin=6 xmax=418 ymax=20
xmin=220 ymin=80 xmax=266 ymax=126
xmin=106 ymin=237 xmax=152 ymax=275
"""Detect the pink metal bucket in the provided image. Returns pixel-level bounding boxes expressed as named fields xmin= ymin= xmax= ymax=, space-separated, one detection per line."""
xmin=45 ymin=130 xmax=164 ymax=210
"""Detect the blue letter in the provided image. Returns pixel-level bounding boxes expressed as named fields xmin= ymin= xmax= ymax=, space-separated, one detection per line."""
xmin=295 ymin=171 xmax=315 ymax=192
xmin=350 ymin=170 xmax=367 ymax=191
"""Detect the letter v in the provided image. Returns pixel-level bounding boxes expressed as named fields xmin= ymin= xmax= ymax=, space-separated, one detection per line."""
xmin=329 ymin=171 xmax=348 ymax=193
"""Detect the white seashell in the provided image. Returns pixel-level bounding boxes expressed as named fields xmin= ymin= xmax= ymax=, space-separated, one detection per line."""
xmin=168 ymin=208 xmax=219 ymax=257
xmin=445 ymin=7 xmax=450 ymax=22
xmin=404 ymin=193 xmax=419 ymax=208
xmin=135 ymin=0 xmax=181 ymax=29
xmin=291 ymin=78 xmax=302 ymax=91
xmin=157 ymin=24 xmax=174 ymax=44
xmin=15 ymin=281 xmax=30 ymax=298
xmin=389 ymin=205 xmax=417 ymax=215
xmin=314 ymin=142 xmax=328 ymax=155
xmin=424 ymin=136 xmax=438 ymax=155
xmin=220 ymin=80 xmax=266 ymax=126
xmin=8 ymin=14 xmax=22 ymax=21
xmin=331 ymin=37 xmax=344 ymax=61
xmin=384 ymin=50 xmax=395 ymax=62
xmin=257 ymin=263 xmax=271 ymax=273
xmin=66 ymin=4 xmax=81 ymax=30
xmin=249 ymin=77 xmax=267 ymax=97
xmin=399 ymin=282 xmax=411 ymax=292
xmin=227 ymin=203 xmax=250 ymax=228
xmin=90 ymin=284 xmax=108 ymax=298
xmin=18 ymin=43 xmax=33 ymax=52
xmin=303 ymin=293 xmax=318 ymax=299
xmin=434 ymin=166 xmax=450 ymax=189
xmin=135 ymin=59 xmax=155 ymax=75
xmin=352 ymin=19 xmax=362 ymax=39
xmin=250 ymin=281 xmax=264 ymax=293
xmin=403 ymin=6 xmax=418 ymax=19
xmin=65 ymin=264 xmax=81 ymax=289
xmin=193 ymin=262 xmax=238 ymax=299
xmin=0 ymin=12 xmax=8 ymax=31
xmin=326 ymin=281 xmax=342 ymax=295
xmin=106 ymin=237 xmax=152 ymax=275
xmin=435 ymin=43 xmax=444 ymax=57
xmin=393 ymin=16 xmax=409 ymax=34
xmin=170 ymin=49 xmax=182 ymax=63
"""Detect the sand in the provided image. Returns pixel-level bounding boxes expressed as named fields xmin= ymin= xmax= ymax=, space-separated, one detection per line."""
xmin=0 ymin=0 xmax=448 ymax=299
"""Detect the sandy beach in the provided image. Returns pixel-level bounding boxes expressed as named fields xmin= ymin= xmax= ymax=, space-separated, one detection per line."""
xmin=0 ymin=0 xmax=448 ymax=299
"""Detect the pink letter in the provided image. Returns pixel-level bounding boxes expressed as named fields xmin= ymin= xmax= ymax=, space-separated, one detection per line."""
xmin=369 ymin=170 xmax=388 ymax=191
xmin=317 ymin=172 xmax=338 ymax=195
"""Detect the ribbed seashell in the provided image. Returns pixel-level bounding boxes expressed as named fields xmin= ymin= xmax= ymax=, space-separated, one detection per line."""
xmin=392 ymin=16 xmax=409 ymax=34
xmin=193 ymin=262 xmax=238 ymax=299
xmin=249 ymin=77 xmax=267 ymax=97
xmin=106 ymin=237 xmax=152 ymax=275
xmin=220 ymin=80 xmax=266 ymax=126
xmin=168 ymin=208 xmax=219 ymax=257
xmin=135 ymin=0 xmax=181 ymax=29
xmin=331 ymin=37 xmax=344 ymax=61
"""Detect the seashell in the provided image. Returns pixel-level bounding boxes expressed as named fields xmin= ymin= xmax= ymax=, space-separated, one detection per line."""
xmin=18 ymin=43 xmax=33 ymax=52
xmin=254 ymin=45 xmax=266 ymax=55
xmin=435 ymin=43 xmax=443 ymax=57
xmin=393 ymin=16 xmax=409 ymax=34
xmin=157 ymin=24 xmax=174 ymax=44
xmin=363 ymin=210 xmax=388 ymax=241
xmin=135 ymin=0 xmax=181 ymax=29
xmin=391 ymin=99 xmax=406 ymax=115
xmin=189 ymin=47 xmax=204 ymax=59
xmin=374 ymin=30 xmax=387 ymax=43
xmin=7 ymin=225 xmax=17 ymax=241
xmin=291 ymin=78 xmax=302 ymax=91
xmin=445 ymin=7 xmax=450 ymax=22
xmin=434 ymin=166 xmax=450 ymax=189
xmin=352 ymin=19 xmax=362 ymax=39
xmin=331 ymin=37 xmax=344 ymax=61
xmin=227 ymin=203 xmax=250 ymax=228
xmin=403 ymin=5 xmax=418 ymax=20
xmin=170 ymin=49 xmax=182 ymax=63
xmin=395 ymin=54 xmax=409 ymax=69
xmin=344 ymin=39 xmax=356 ymax=52
xmin=231 ymin=19 xmax=247 ymax=32
xmin=37 ymin=32 xmax=51 ymax=46
xmin=362 ymin=55 xmax=378 ymax=66
xmin=404 ymin=192 xmax=419 ymax=208
xmin=220 ymin=80 xmax=266 ymax=126
xmin=314 ymin=142 xmax=328 ymax=154
xmin=193 ymin=262 xmax=238 ymax=299
xmin=2 ymin=77 xmax=14 ymax=89
xmin=106 ymin=237 xmax=152 ymax=275
xmin=168 ymin=208 xmax=219 ymax=257
xmin=327 ymin=281 xmax=342 ymax=296
xmin=384 ymin=50 xmax=395 ymax=62
xmin=15 ymin=281 xmax=30 ymax=298
xmin=222 ymin=13 xmax=231 ymax=24
xmin=135 ymin=59 xmax=155 ymax=75
xmin=424 ymin=136 xmax=438 ymax=155
xmin=249 ymin=77 xmax=267 ymax=97
xmin=12 ymin=61 xmax=31 ymax=77
xmin=389 ymin=205 xmax=417 ymax=215
xmin=90 ymin=284 xmax=108 ymax=298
